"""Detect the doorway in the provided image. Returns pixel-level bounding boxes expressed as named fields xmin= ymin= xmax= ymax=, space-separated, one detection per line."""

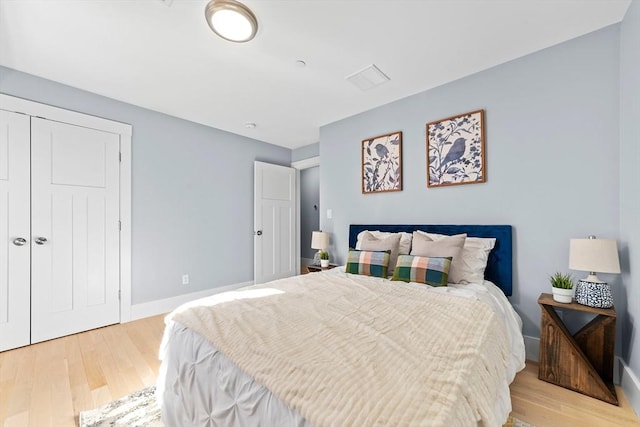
xmin=300 ymin=165 xmax=320 ymax=270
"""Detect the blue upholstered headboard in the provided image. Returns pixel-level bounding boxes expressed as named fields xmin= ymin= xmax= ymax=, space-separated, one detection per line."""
xmin=348 ymin=224 xmax=513 ymax=296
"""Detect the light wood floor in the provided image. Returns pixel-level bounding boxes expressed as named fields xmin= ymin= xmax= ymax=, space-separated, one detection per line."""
xmin=1 ymin=314 xmax=638 ymax=427
xmin=0 ymin=315 xmax=163 ymax=427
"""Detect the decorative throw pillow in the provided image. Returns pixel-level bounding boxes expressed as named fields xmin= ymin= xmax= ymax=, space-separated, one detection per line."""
xmin=345 ymin=249 xmax=390 ymax=278
xmin=415 ymin=231 xmax=496 ymax=284
xmin=356 ymin=230 xmax=412 ymax=255
xmin=410 ymin=232 xmax=466 ymax=259
xmin=410 ymin=232 xmax=466 ymax=284
xmin=391 ymin=255 xmax=452 ymax=287
xmin=358 ymin=232 xmax=402 ymax=275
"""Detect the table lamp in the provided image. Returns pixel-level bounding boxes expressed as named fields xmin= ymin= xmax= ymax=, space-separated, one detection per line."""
xmin=569 ymin=236 xmax=620 ymax=308
xmin=311 ymin=231 xmax=330 ymax=267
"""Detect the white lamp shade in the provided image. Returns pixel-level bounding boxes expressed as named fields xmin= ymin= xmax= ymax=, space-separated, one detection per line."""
xmin=311 ymin=231 xmax=329 ymax=250
xmin=569 ymin=238 xmax=620 ymax=274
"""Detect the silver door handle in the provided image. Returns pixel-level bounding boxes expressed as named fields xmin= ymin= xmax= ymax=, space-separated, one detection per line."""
xmin=13 ymin=237 xmax=27 ymax=246
xmin=34 ymin=237 xmax=48 ymax=245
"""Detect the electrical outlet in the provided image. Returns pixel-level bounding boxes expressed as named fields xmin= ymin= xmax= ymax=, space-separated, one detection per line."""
xmin=182 ymin=274 xmax=189 ymax=285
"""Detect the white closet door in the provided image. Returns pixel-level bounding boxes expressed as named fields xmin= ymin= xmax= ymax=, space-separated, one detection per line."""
xmin=0 ymin=110 xmax=31 ymax=351
xmin=30 ymin=117 xmax=120 ymax=343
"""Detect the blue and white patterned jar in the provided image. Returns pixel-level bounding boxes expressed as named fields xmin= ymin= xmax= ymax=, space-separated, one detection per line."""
xmin=575 ymin=280 xmax=613 ymax=308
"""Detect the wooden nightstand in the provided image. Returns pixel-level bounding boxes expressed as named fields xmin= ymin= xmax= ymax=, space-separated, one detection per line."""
xmin=537 ymin=292 xmax=618 ymax=405
xmin=306 ymin=264 xmax=338 ymax=273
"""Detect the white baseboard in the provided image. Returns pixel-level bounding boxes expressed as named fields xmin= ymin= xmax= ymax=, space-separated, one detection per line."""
xmin=618 ymin=357 xmax=640 ymax=417
xmin=524 ymin=334 xmax=640 ymax=415
xmin=128 ymin=281 xmax=253 ymax=321
xmin=523 ymin=335 xmax=540 ymax=362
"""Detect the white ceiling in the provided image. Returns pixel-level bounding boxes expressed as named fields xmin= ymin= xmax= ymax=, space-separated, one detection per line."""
xmin=0 ymin=0 xmax=631 ymax=149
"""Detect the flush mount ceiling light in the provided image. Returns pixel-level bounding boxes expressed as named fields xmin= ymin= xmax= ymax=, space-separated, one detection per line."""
xmin=205 ymin=0 xmax=258 ymax=43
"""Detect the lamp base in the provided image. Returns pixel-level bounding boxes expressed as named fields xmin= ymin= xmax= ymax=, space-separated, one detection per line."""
xmin=575 ymin=280 xmax=613 ymax=308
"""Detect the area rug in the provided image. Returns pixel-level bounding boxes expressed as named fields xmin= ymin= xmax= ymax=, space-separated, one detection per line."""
xmin=78 ymin=386 xmax=162 ymax=427
xmin=79 ymin=386 xmax=534 ymax=427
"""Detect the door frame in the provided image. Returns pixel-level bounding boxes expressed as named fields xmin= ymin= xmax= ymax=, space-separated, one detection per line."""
xmin=291 ymin=156 xmax=320 ymax=275
xmin=0 ymin=93 xmax=133 ymax=322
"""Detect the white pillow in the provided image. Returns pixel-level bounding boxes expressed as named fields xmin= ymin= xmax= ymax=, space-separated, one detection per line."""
xmin=356 ymin=230 xmax=412 ymax=255
xmin=415 ymin=231 xmax=496 ymax=284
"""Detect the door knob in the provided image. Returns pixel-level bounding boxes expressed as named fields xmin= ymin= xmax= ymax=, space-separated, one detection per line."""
xmin=255 ymin=230 xmax=262 ymax=236
xmin=34 ymin=237 xmax=48 ymax=245
xmin=12 ymin=237 xmax=27 ymax=246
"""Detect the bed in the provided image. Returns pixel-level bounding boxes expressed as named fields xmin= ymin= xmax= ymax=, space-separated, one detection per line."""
xmin=157 ymin=224 xmax=525 ymax=427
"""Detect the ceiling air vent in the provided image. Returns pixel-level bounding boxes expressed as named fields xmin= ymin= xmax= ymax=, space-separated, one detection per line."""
xmin=346 ymin=64 xmax=390 ymax=91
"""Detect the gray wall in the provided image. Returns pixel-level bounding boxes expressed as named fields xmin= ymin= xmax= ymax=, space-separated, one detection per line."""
xmin=0 ymin=66 xmax=291 ymax=304
xmin=300 ymin=166 xmax=320 ymax=259
xmin=320 ymin=26 xmax=624 ymax=349
xmin=292 ymin=142 xmax=319 ymax=162
xmin=620 ymin=0 xmax=640 ymax=378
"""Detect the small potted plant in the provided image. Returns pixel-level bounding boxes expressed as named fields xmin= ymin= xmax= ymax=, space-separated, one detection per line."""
xmin=319 ymin=250 xmax=330 ymax=268
xmin=550 ymin=272 xmax=574 ymax=303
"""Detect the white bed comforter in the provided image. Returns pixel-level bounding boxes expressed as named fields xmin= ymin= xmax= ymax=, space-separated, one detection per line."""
xmin=158 ymin=268 xmax=525 ymax=427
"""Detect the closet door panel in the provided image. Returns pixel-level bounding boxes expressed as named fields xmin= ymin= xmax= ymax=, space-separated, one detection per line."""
xmin=31 ymin=118 xmax=120 ymax=343
xmin=0 ymin=110 xmax=31 ymax=352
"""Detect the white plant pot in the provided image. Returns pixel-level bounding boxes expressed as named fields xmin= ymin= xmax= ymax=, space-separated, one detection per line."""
xmin=552 ymin=287 xmax=573 ymax=303
xmin=320 ymin=259 xmax=329 ymax=268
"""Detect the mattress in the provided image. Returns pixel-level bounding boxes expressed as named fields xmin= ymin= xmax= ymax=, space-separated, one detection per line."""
xmin=157 ymin=268 xmax=525 ymax=427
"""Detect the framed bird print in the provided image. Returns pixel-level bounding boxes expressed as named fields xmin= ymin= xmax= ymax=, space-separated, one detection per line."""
xmin=426 ymin=109 xmax=486 ymax=187
xmin=362 ymin=131 xmax=402 ymax=194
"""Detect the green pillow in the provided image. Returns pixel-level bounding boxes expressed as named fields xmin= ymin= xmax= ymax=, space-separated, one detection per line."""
xmin=345 ymin=249 xmax=390 ymax=278
xmin=391 ymin=254 xmax=452 ymax=287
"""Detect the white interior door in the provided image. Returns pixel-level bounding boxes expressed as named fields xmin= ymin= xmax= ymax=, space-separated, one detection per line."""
xmin=30 ymin=117 xmax=121 ymax=343
xmin=0 ymin=110 xmax=31 ymax=351
xmin=254 ymin=161 xmax=296 ymax=284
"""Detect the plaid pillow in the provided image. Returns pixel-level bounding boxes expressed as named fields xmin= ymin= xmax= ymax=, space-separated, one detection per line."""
xmin=345 ymin=249 xmax=390 ymax=278
xmin=391 ymin=255 xmax=452 ymax=287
